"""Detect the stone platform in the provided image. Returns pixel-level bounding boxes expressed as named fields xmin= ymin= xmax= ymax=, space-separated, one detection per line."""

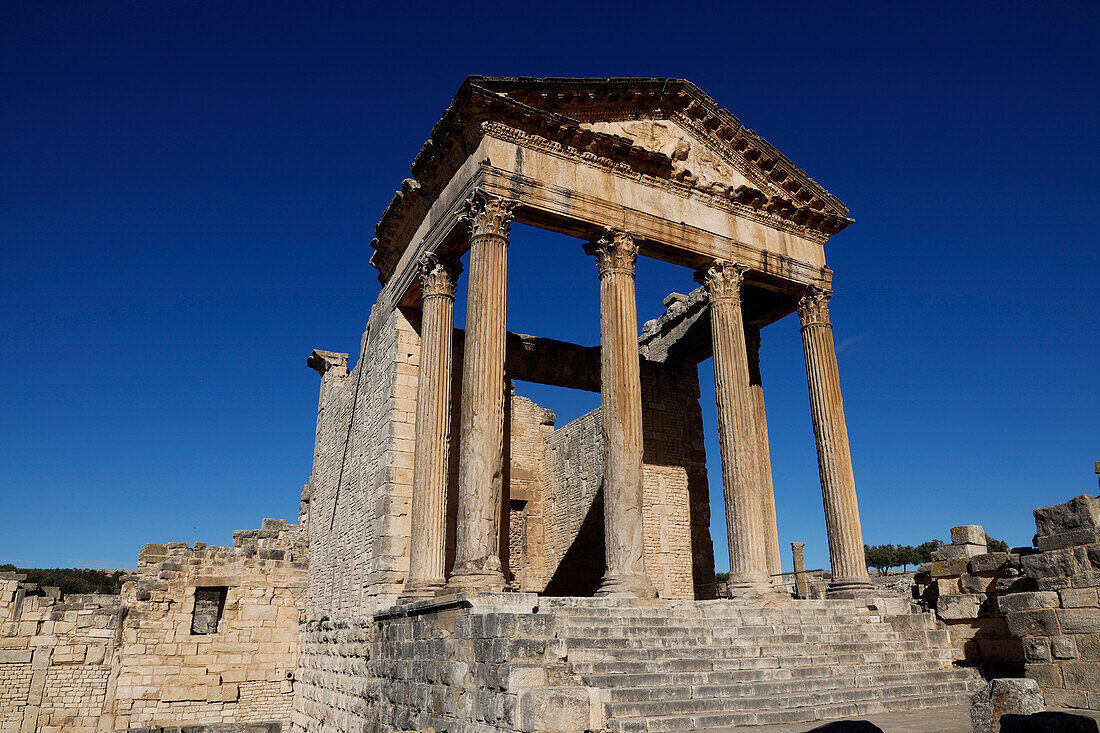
xmin=293 ymin=592 xmax=984 ymax=733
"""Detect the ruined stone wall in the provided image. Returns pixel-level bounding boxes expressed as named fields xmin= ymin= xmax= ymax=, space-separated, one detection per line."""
xmin=304 ymin=307 xmax=420 ymax=617
xmin=0 ymin=579 xmax=122 ymax=733
xmin=921 ymin=493 xmax=1100 ymax=710
xmin=0 ymin=519 xmax=306 ymax=732
xmin=1000 ymin=494 xmax=1100 ymax=709
xmin=111 ymin=520 xmax=307 ymax=728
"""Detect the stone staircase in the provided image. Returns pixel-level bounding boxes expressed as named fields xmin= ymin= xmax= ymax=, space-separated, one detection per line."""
xmin=541 ymin=598 xmax=985 ymax=732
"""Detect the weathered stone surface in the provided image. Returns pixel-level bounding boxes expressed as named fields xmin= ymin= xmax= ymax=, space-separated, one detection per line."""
xmin=954 ymin=525 xmax=988 ymax=546
xmin=970 ymin=552 xmax=1010 ymax=573
xmin=1022 ymin=549 xmax=1078 ymax=578
xmin=1024 ymin=636 xmax=1052 ymax=662
xmin=999 ymin=591 xmax=1062 ymax=613
xmin=970 ymin=678 xmax=1045 ymax=733
xmin=1035 ymin=495 xmax=1100 ymax=537
xmin=1058 ymin=609 xmax=1100 ymax=634
xmin=1062 ymin=661 xmax=1100 ymax=690
xmin=1000 ymin=711 xmax=1100 ymax=732
xmin=516 ymin=686 xmax=593 ymax=732
xmin=1007 ymin=609 xmax=1062 ymax=637
xmin=939 ymin=594 xmax=983 ymax=620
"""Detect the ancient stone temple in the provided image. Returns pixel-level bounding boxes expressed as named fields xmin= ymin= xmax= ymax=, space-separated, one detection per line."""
xmin=291 ymin=77 xmax=983 ymax=732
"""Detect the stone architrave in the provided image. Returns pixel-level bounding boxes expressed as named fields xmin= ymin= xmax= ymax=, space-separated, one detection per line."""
xmin=697 ymin=260 xmax=776 ymax=597
xmin=796 ymin=287 xmax=873 ymax=597
xmin=584 ymin=229 xmax=656 ymax=598
xmin=447 ymin=192 xmax=514 ymax=593
xmin=402 ymin=252 xmax=461 ymax=601
xmin=746 ymin=326 xmax=782 ymax=580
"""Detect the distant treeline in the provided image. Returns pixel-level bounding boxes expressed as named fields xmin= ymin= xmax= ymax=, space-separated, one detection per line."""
xmin=0 ymin=565 xmax=128 ymax=595
xmin=864 ymin=533 xmax=1010 ymax=576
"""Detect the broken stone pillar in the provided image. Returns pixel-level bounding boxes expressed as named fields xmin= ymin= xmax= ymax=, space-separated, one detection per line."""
xmin=933 ymin=525 xmax=989 ymax=560
xmin=747 ymin=326 xmax=782 ymax=580
xmin=697 ymin=260 xmax=775 ymax=597
xmin=792 ymin=542 xmax=810 ymax=599
xmin=797 ymin=286 xmax=873 ymax=598
xmin=448 ymin=193 xmax=514 ymax=593
xmin=402 ymin=253 xmax=461 ymax=601
xmin=584 ymin=230 xmax=655 ymax=598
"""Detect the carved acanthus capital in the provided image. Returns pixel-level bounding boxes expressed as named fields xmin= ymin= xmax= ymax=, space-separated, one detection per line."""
xmin=584 ymin=228 xmax=639 ymax=278
xmin=418 ymin=252 xmax=462 ymax=300
xmin=463 ymin=191 xmax=515 ymax=240
xmin=695 ymin=259 xmax=748 ymax=303
xmin=796 ymin=286 xmax=832 ymax=327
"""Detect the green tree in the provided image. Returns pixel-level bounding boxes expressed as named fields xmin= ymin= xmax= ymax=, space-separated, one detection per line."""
xmin=865 ymin=544 xmax=899 ymax=575
xmin=915 ymin=539 xmax=945 ymax=563
xmin=985 ymin=533 xmax=1010 ymax=553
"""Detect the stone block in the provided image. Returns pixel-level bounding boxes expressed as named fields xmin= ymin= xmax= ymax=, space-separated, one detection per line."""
xmin=1022 ymin=550 xmax=1078 ymax=579
xmin=1025 ymin=663 xmax=1064 ymax=688
xmin=971 ymin=553 xmax=1010 ymax=573
xmin=1038 ymin=529 xmax=1100 ymax=552
xmin=935 ymin=544 xmax=986 ymax=560
xmin=1007 ymin=609 xmax=1061 ymax=637
xmin=516 ymin=687 xmax=592 ymax=733
xmin=954 ymin=525 xmax=988 ymax=546
xmin=1062 ymin=661 xmax=1100 ymax=691
xmin=963 ymin=573 xmax=997 ymax=593
xmin=1035 ymin=495 xmax=1100 ymax=537
xmin=1061 ymin=588 xmax=1100 ymax=608
xmin=939 ymin=594 xmax=983 ymax=620
xmin=1058 ymin=609 xmax=1100 ymax=634
xmin=1052 ymin=636 xmax=1078 ymax=660
xmin=970 ymin=678 xmax=1045 ymax=733
xmin=0 ymin=649 xmax=33 ymax=663
xmin=1079 ymin=634 xmax=1100 ymax=661
xmin=999 ymin=591 xmax=1062 ymax=613
xmin=1023 ymin=636 xmax=1052 ymax=662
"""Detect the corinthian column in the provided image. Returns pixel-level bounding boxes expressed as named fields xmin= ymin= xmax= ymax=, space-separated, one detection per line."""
xmin=401 ymin=253 xmax=461 ymax=602
xmin=447 ymin=192 xmax=514 ymax=593
xmin=746 ymin=327 xmax=782 ymax=580
xmin=584 ymin=230 xmax=656 ymax=598
xmin=697 ymin=261 xmax=776 ymax=597
xmin=797 ymin=286 xmax=873 ymax=597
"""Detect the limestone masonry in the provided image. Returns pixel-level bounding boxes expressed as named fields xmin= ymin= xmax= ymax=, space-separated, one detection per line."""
xmin=4 ymin=77 xmax=1097 ymax=732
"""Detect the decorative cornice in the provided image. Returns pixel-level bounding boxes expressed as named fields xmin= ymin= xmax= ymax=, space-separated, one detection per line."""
xmin=796 ymin=286 xmax=832 ymax=328
xmin=418 ymin=252 xmax=462 ymax=299
xmin=369 ymin=77 xmax=854 ymax=283
xmin=584 ymin=228 xmax=639 ymax=278
xmin=695 ymin=260 xmax=748 ymax=303
xmin=463 ymin=191 xmax=515 ymax=240
xmin=307 ymin=349 xmax=349 ymax=378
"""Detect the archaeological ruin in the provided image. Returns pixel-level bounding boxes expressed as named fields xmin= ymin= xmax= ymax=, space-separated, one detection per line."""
xmin=3 ymin=77 xmax=1098 ymax=733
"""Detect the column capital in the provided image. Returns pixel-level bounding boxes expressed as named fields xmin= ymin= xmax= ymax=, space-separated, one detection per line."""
xmin=584 ymin=228 xmax=639 ymax=278
xmin=419 ymin=252 xmax=462 ymax=300
xmin=695 ymin=259 xmax=748 ymax=303
xmin=463 ymin=190 xmax=516 ymax=239
xmin=796 ymin=286 xmax=832 ymax=328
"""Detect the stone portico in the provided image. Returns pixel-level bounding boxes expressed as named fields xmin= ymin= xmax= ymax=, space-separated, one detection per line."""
xmin=292 ymin=77 xmax=949 ymax=732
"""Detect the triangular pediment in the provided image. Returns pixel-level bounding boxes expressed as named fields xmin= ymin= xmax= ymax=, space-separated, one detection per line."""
xmin=371 ymin=77 xmax=852 ymax=281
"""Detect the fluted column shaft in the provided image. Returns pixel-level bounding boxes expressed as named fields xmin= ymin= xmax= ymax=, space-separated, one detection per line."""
xmin=585 ymin=230 xmax=656 ymax=598
xmin=447 ymin=193 xmax=514 ymax=593
xmin=746 ymin=327 xmax=782 ymax=579
xmin=698 ymin=261 xmax=776 ymax=596
xmin=797 ymin=287 xmax=872 ymax=597
xmin=402 ymin=253 xmax=461 ymax=601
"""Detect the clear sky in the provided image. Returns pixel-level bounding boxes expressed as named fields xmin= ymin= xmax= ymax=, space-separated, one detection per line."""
xmin=2 ymin=2 xmax=1097 ymax=576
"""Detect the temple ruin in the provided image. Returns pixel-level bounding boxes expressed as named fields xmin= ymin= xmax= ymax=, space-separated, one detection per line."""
xmin=4 ymin=77 xmax=1098 ymax=733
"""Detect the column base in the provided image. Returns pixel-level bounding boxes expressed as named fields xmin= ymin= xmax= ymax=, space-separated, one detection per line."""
xmin=398 ymin=582 xmax=445 ymax=604
xmin=727 ymin=572 xmax=786 ymax=600
xmin=595 ymin=572 xmax=658 ymax=599
xmin=826 ymin=576 xmax=875 ymax=598
xmin=444 ymin=568 xmax=507 ymax=594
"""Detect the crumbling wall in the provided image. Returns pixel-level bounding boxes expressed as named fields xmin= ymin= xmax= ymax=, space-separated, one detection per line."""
xmin=921 ymin=493 xmax=1100 ymax=709
xmin=1000 ymin=494 xmax=1100 ymax=709
xmin=915 ymin=525 xmax=1025 ymax=676
xmin=110 ymin=519 xmax=307 ymax=728
xmin=0 ymin=577 xmax=122 ymax=733
xmin=0 ymin=519 xmax=306 ymax=732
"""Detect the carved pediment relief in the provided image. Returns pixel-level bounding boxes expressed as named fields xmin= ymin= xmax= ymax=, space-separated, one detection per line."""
xmin=581 ymin=119 xmax=755 ymax=197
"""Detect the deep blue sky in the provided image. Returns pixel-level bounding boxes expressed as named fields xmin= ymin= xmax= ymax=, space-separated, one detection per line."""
xmin=2 ymin=2 xmax=1097 ymax=575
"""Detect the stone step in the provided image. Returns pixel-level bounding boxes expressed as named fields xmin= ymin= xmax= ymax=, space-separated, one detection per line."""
xmin=607 ymin=686 xmax=982 ymax=732
xmin=561 ymin=634 xmax=930 ymax=652
xmin=577 ymin=656 xmax=957 ymax=684
xmin=552 ymin=612 xmax=892 ymax=626
xmin=569 ymin=648 xmax=955 ymax=673
xmin=565 ymin=642 xmax=954 ymax=664
xmin=557 ymin=625 xmax=911 ymax=640
xmin=600 ymin=668 xmax=975 ymax=702
xmin=605 ymin=678 xmax=979 ymax=718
